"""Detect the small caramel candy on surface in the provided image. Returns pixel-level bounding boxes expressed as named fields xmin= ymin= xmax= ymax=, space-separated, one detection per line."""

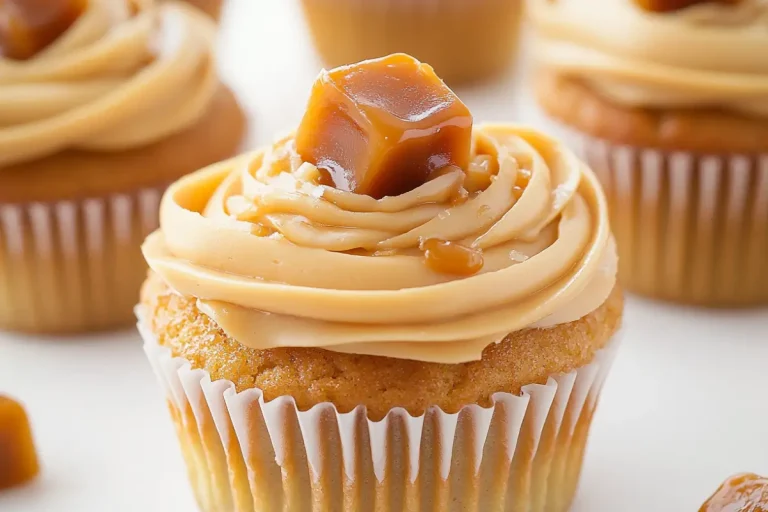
xmin=295 ymin=53 xmax=473 ymax=199
xmin=420 ymin=238 xmax=483 ymax=276
xmin=0 ymin=396 xmax=40 ymax=490
xmin=700 ymin=473 xmax=768 ymax=512
xmin=633 ymin=0 xmax=740 ymax=13
xmin=0 ymin=0 xmax=87 ymax=60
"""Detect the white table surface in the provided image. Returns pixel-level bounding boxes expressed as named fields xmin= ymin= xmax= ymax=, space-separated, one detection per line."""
xmin=1 ymin=1 xmax=767 ymax=511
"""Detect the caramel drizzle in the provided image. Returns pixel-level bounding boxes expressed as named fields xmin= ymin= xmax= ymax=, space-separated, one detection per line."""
xmin=239 ymin=138 xmax=537 ymax=278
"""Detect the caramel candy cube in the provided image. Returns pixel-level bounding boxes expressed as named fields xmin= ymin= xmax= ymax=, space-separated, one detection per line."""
xmin=295 ymin=53 xmax=473 ymax=199
xmin=633 ymin=0 xmax=740 ymax=13
xmin=700 ymin=473 xmax=768 ymax=512
xmin=0 ymin=395 xmax=39 ymax=490
xmin=0 ymin=0 xmax=87 ymax=60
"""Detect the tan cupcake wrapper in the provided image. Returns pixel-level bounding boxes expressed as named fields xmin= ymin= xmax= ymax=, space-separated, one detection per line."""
xmin=140 ymin=312 xmax=620 ymax=512
xmin=299 ymin=0 xmax=523 ymax=84
xmin=0 ymin=187 xmax=164 ymax=333
xmin=176 ymin=0 xmax=224 ymax=21
xmin=552 ymin=124 xmax=768 ymax=306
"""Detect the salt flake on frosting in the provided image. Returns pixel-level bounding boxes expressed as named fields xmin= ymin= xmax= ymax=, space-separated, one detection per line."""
xmin=509 ymin=250 xmax=529 ymax=263
xmin=552 ymin=184 xmax=573 ymax=211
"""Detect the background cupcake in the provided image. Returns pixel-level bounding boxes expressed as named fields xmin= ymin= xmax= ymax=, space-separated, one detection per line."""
xmin=174 ymin=0 xmax=224 ymax=20
xmin=530 ymin=0 xmax=768 ymax=306
xmin=0 ymin=0 xmax=245 ymax=333
xmin=298 ymin=0 xmax=524 ymax=84
xmin=138 ymin=55 xmax=623 ymax=511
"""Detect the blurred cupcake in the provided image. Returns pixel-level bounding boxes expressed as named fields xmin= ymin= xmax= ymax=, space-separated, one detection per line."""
xmin=0 ymin=0 xmax=245 ymax=333
xmin=299 ymin=0 xmax=524 ymax=84
xmin=139 ymin=54 xmax=623 ymax=511
xmin=174 ymin=0 xmax=224 ymax=21
xmin=530 ymin=0 xmax=768 ymax=306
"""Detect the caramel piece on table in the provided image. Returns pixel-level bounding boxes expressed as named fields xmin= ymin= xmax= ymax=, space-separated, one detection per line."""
xmin=633 ymin=0 xmax=740 ymax=13
xmin=700 ymin=473 xmax=768 ymax=512
xmin=295 ymin=53 xmax=473 ymax=199
xmin=0 ymin=0 xmax=87 ymax=60
xmin=0 ymin=396 xmax=40 ymax=490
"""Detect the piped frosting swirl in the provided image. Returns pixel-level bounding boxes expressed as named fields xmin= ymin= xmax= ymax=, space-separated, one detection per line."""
xmin=530 ymin=0 xmax=768 ymax=117
xmin=0 ymin=0 xmax=218 ymax=167
xmin=143 ymin=125 xmax=617 ymax=364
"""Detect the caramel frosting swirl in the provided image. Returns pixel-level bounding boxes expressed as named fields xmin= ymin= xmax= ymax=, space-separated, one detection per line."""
xmin=0 ymin=0 xmax=218 ymax=167
xmin=530 ymin=0 xmax=768 ymax=117
xmin=143 ymin=125 xmax=617 ymax=364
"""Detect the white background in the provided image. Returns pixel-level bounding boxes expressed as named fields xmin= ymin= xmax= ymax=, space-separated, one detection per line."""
xmin=1 ymin=1 xmax=767 ymax=511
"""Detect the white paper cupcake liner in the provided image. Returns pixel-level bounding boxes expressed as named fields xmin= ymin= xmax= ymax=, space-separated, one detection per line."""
xmin=553 ymin=124 xmax=768 ymax=306
xmin=139 ymin=312 xmax=620 ymax=512
xmin=0 ymin=186 xmax=165 ymax=333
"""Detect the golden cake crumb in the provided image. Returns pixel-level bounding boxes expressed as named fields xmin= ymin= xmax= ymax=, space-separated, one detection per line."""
xmin=536 ymin=72 xmax=768 ymax=154
xmin=0 ymin=86 xmax=245 ymax=202
xmin=141 ymin=272 xmax=623 ymax=421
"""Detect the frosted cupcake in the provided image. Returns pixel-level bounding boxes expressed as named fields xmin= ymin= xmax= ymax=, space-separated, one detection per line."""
xmin=299 ymin=0 xmax=524 ymax=84
xmin=139 ymin=54 xmax=622 ymax=511
xmin=175 ymin=0 xmax=224 ymax=20
xmin=530 ymin=0 xmax=768 ymax=306
xmin=0 ymin=0 xmax=245 ymax=333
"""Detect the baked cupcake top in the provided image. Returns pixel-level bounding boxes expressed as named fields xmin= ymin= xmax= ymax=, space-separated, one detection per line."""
xmin=530 ymin=0 xmax=768 ymax=117
xmin=143 ymin=54 xmax=617 ymax=364
xmin=0 ymin=0 xmax=218 ymax=167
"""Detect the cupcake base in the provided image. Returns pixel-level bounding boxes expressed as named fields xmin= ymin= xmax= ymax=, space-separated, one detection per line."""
xmin=0 ymin=87 xmax=245 ymax=333
xmin=536 ymin=73 xmax=768 ymax=306
xmin=0 ymin=187 xmax=164 ymax=333
xmin=178 ymin=0 xmax=224 ymax=21
xmin=557 ymin=125 xmax=768 ymax=307
xmin=299 ymin=0 xmax=523 ymax=85
xmin=140 ymin=313 xmax=620 ymax=512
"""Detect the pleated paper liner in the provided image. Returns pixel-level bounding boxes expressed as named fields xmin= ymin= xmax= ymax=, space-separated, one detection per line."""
xmin=0 ymin=186 xmax=164 ymax=333
xmin=552 ymin=125 xmax=768 ymax=306
xmin=140 ymin=313 xmax=620 ymax=512
xmin=299 ymin=0 xmax=523 ymax=85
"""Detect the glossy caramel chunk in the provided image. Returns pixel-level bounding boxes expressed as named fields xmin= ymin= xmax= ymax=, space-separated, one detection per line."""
xmin=465 ymin=156 xmax=494 ymax=194
xmin=420 ymin=238 xmax=483 ymax=276
xmin=295 ymin=53 xmax=473 ymax=199
xmin=633 ymin=0 xmax=740 ymax=13
xmin=700 ymin=473 xmax=768 ymax=512
xmin=0 ymin=396 xmax=39 ymax=490
xmin=0 ymin=0 xmax=87 ymax=60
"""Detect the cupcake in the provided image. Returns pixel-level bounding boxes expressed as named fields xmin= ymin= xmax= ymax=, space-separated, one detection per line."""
xmin=175 ymin=0 xmax=224 ymax=21
xmin=0 ymin=0 xmax=246 ymax=333
xmin=530 ymin=0 xmax=768 ymax=306
xmin=139 ymin=54 xmax=622 ymax=511
xmin=299 ymin=0 xmax=524 ymax=84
